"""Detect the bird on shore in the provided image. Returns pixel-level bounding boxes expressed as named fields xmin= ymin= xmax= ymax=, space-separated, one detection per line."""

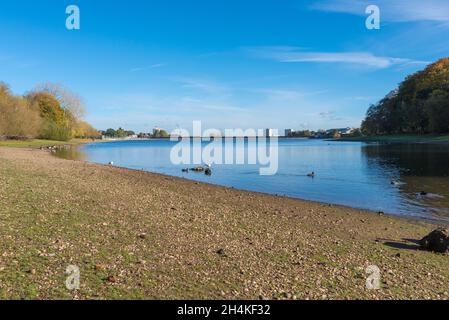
xmin=108 ymin=161 xmax=114 ymax=166
xmin=307 ymin=172 xmax=315 ymax=178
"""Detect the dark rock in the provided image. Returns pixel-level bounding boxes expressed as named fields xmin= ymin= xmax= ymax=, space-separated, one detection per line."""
xmin=420 ymin=228 xmax=449 ymax=253
xmin=216 ymin=249 xmax=227 ymax=256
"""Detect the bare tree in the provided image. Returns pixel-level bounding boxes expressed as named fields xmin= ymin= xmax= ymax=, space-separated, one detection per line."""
xmin=35 ymin=82 xmax=86 ymax=119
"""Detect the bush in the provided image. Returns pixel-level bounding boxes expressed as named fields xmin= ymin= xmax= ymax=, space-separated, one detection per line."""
xmin=1 ymin=81 xmax=97 ymax=141
xmin=0 ymin=83 xmax=42 ymax=138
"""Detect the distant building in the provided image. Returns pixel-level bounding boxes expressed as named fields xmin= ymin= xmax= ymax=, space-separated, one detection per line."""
xmin=265 ymin=129 xmax=275 ymax=137
xmin=326 ymin=127 xmax=355 ymax=136
xmin=285 ymin=129 xmax=293 ymax=137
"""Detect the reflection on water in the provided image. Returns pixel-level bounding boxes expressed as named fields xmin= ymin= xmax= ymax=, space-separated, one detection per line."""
xmin=55 ymin=147 xmax=86 ymax=161
xmin=57 ymin=140 xmax=449 ymax=222
xmin=361 ymin=144 xmax=449 ymax=218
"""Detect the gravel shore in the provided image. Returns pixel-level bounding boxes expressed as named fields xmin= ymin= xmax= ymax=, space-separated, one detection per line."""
xmin=0 ymin=147 xmax=448 ymax=299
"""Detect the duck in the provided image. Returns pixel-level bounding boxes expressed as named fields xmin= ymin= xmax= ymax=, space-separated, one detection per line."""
xmin=182 ymin=168 xmax=189 ymax=173
xmin=390 ymin=179 xmax=400 ymax=186
xmin=307 ymin=172 xmax=315 ymax=178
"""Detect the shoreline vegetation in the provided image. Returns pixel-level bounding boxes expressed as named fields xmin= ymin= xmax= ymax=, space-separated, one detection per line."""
xmin=0 ymin=147 xmax=448 ymax=299
xmin=0 ymin=82 xmax=100 ymax=143
xmin=361 ymin=58 xmax=449 ymax=136
xmin=333 ymin=134 xmax=449 ymax=144
xmin=2 ymin=133 xmax=449 ymax=151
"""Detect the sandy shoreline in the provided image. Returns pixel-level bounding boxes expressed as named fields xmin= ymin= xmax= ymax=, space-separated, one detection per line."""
xmin=0 ymin=147 xmax=448 ymax=299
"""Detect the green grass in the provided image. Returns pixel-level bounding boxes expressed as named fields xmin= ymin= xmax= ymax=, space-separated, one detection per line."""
xmin=0 ymin=139 xmax=93 ymax=149
xmin=336 ymin=134 xmax=449 ymax=144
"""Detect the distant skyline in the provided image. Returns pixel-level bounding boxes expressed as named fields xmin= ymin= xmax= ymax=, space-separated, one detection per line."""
xmin=1 ymin=0 xmax=448 ymax=132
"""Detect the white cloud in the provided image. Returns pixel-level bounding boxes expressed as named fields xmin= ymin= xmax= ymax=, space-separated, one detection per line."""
xmin=311 ymin=0 xmax=449 ymax=23
xmin=248 ymin=47 xmax=428 ymax=69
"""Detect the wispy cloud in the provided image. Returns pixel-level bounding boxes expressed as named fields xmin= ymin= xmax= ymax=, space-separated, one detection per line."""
xmin=248 ymin=47 xmax=428 ymax=69
xmin=311 ymin=0 xmax=449 ymax=23
xmin=170 ymin=77 xmax=230 ymax=94
xmin=319 ymin=111 xmax=344 ymax=121
xmin=254 ymin=88 xmax=326 ymax=101
xmin=130 ymin=63 xmax=166 ymax=72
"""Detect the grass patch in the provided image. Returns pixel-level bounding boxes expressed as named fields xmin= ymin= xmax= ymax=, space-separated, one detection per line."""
xmin=0 ymin=139 xmax=97 ymax=149
xmin=336 ymin=134 xmax=449 ymax=144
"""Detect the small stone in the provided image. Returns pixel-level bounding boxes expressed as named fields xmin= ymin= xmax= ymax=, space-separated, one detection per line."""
xmin=283 ymin=292 xmax=292 ymax=299
xmin=106 ymin=275 xmax=117 ymax=283
xmin=138 ymin=233 xmax=147 ymax=239
xmin=28 ymin=269 xmax=36 ymax=275
xmin=216 ymin=249 xmax=227 ymax=257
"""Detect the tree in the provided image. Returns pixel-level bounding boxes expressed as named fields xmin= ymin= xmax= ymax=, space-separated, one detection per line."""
xmin=27 ymin=92 xmax=72 ymax=141
xmin=0 ymin=81 xmax=97 ymax=141
xmin=116 ymin=127 xmax=127 ymax=138
xmin=72 ymin=120 xmax=100 ymax=138
xmin=104 ymin=128 xmax=117 ymax=137
xmin=424 ymin=90 xmax=449 ymax=133
xmin=361 ymin=58 xmax=449 ymax=135
xmin=36 ymin=83 xmax=86 ymax=119
xmin=0 ymin=83 xmax=41 ymax=138
xmin=153 ymin=129 xmax=169 ymax=138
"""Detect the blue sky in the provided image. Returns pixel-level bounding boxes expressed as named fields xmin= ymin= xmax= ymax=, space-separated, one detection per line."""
xmin=1 ymin=0 xmax=448 ymax=132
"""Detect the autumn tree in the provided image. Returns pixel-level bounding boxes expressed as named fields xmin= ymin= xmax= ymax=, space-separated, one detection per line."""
xmin=361 ymin=58 xmax=449 ymax=135
xmin=0 ymin=83 xmax=41 ymax=138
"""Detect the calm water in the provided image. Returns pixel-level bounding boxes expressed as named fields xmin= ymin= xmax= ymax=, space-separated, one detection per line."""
xmin=57 ymin=139 xmax=449 ymax=222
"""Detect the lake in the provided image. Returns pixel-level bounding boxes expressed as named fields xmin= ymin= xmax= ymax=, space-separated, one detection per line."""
xmin=57 ymin=139 xmax=449 ymax=223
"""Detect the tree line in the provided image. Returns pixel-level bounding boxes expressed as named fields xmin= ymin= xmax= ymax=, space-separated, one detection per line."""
xmin=0 ymin=82 xmax=99 ymax=141
xmin=362 ymin=58 xmax=449 ymax=135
